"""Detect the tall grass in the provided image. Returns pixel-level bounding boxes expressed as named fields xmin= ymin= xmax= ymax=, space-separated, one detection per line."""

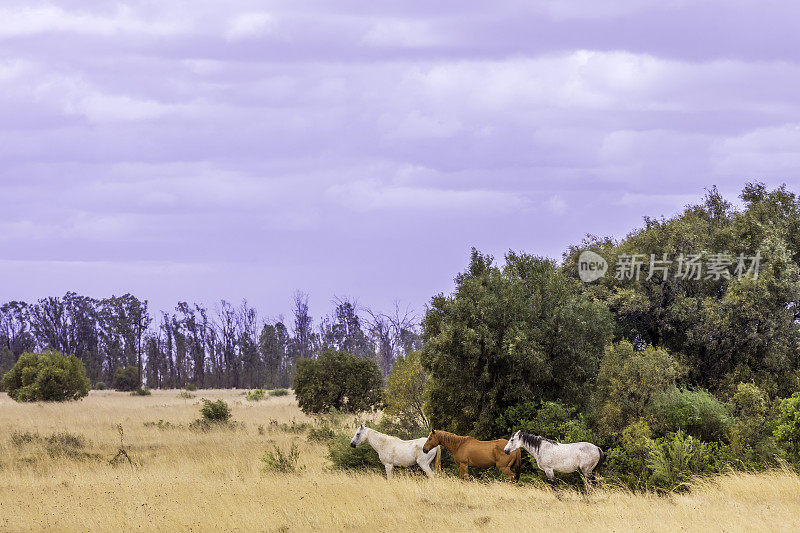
xmin=1 ymin=389 xmax=799 ymax=531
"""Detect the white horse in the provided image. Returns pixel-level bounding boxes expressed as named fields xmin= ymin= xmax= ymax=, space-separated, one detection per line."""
xmin=504 ymin=430 xmax=605 ymax=486
xmin=350 ymin=424 xmax=441 ymax=479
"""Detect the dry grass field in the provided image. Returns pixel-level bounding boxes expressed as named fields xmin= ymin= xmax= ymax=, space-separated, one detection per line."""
xmin=1 ymin=389 xmax=799 ymax=532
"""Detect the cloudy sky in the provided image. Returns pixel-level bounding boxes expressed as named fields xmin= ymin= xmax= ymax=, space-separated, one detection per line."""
xmin=1 ymin=0 xmax=798 ymax=319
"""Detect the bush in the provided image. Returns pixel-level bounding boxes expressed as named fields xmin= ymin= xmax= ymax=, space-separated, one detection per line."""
xmin=200 ymin=399 xmax=232 ymax=423
xmin=113 ymin=366 xmax=139 ymax=392
xmin=269 ymin=388 xmax=289 ymax=397
xmin=728 ymin=383 xmax=778 ymax=466
xmin=94 ymin=381 xmax=106 ymax=390
xmin=261 ymin=443 xmax=303 ymax=473
xmin=774 ymin=392 xmax=800 ymax=463
xmin=294 ymin=350 xmax=383 ymax=414
xmin=131 ymin=387 xmax=151 ymax=396
xmin=495 ymin=400 xmax=593 ymax=443
xmin=246 ymin=389 xmax=266 ymax=402
xmin=1 ymin=351 xmax=90 ymax=402
xmin=327 ymin=433 xmax=384 ymax=473
xmin=178 ymin=390 xmax=195 ymax=399
xmin=647 ymin=388 xmax=732 ymax=442
xmin=185 ymin=384 xmax=198 ymax=391
xmin=591 ymin=341 xmax=679 ymax=437
xmin=383 ymin=351 xmax=429 ymax=433
xmin=647 ymin=431 xmax=718 ymax=491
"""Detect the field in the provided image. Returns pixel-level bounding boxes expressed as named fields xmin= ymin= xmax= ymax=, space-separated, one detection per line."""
xmin=1 ymin=390 xmax=799 ymax=532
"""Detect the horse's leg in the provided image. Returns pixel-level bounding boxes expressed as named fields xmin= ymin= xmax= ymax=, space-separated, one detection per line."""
xmin=418 ymin=457 xmax=434 ymax=478
xmin=459 ymin=463 xmax=468 ymax=480
xmin=384 ymin=463 xmax=393 ymax=480
xmin=544 ymin=469 xmax=557 ymax=490
xmin=499 ymin=465 xmax=516 ymax=482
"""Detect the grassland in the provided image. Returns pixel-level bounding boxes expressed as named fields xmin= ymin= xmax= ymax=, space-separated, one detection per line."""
xmin=1 ymin=389 xmax=799 ymax=532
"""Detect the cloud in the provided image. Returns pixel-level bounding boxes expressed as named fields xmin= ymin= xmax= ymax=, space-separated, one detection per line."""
xmin=225 ymin=12 xmax=276 ymax=40
xmin=326 ymin=180 xmax=529 ymax=212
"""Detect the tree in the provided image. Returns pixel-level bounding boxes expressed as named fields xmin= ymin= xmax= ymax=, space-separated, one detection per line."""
xmin=113 ymin=365 xmax=140 ymax=391
xmin=2 ymin=350 xmax=90 ymax=402
xmin=774 ymin=392 xmax=800 ymax=463
xmin=590 ymin=341 xmax=679 ymax=437
xmin=384 ymin=351 xmax=429 ymax=430
xmin=293 ymin=349 xmax=383 ymax=414
xmin=422 ymin=249 xmax=614 ymax=438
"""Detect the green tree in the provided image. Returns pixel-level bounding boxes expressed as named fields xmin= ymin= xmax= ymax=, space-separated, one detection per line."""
xmin=293 ymin=349 xmax=383 ymax=414
xmin=2 ymin=350 xmax=90 ymax=402
xmin=422 ymin=249 xmax=614 ymax=438
xmin=113 ymin=365 xmax=140 ymax=391
xmin=383 ymin=351 xmax=429 ymax=431
xmin=774 ymin=392 xmax=800 ymax=463
xmin=591 ymin=341 xmax=679 ymax=437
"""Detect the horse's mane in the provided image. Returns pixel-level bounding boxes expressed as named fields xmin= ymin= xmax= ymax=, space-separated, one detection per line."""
xmin=519 ymin=431 xmax=558 ymax=452
xmin=434 ymin=430 xmax=470 ymax=451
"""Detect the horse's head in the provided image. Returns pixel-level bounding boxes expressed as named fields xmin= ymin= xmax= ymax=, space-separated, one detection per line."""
xmin=422 ymin=429 xmax=440 ymax=453
xmin=504 ymin=430 xmax=522 ymax=454
xmin=350 ymin=423 xmax=368 ymax=448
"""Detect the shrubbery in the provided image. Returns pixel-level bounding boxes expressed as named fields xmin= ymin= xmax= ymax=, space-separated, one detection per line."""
xmin=261 ymin=443 xmax=303 ymax=473
xmin=200 ymin=399 xmax=232 ymax=422
xmin=270 ymin=388 xmax=289 ymax=396
xmin=2 ymin=351 xmax=90 ymax=402
xmin=245 ymin=389 xmax=266 ymax=401
xmin=294 ymin=349 xmax=383 ymax=414
xmin=647 ymin=388 xmax=731 ymax=442
xmin=113 ymin=366 xmax=139 ymax=392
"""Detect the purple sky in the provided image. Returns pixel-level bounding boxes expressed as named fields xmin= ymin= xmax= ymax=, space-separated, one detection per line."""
xmin=1 ymin=1 xmax=798 ymax=320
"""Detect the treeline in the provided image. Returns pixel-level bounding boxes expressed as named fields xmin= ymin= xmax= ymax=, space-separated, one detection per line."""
xmin=0 ymin=292 xmax=421 ymax=389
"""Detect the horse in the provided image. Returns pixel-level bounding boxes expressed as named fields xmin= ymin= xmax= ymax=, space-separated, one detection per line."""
xmin=422 ymin=429 xmax=521 ymax=481
xmin=350 ymin=424 xmax=441 ymax=479
xmin=504 ymin=430 xmax=605 ymax=487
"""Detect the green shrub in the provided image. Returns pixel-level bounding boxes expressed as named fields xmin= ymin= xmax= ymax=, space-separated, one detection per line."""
xmin=647 ymin=431 xmax=718 ymax=491
xmin=113 ymin=366 xmax=139 ymax=392
xmin=130 ymin=387 xmax=151 ymax=396
xmin=269 ymin=388 xmax=289 ymax=397
xmin=327 ymin=433 xmax=384 ymax=473
xmin=728 ymin=383 xmax=778 ymax=467
xmin=495 ymin=400 xmax=595 ymax=444
xmin=246 ymin=389 xmax=266 ymax=402
xmin=307 ymin=422 xmax=337 ymax=443
xmin=94 ymin=381 xmax=106 ymax=390
xmin=200 ymin=399 xmax=232 ymax=423
xmin=774 ymin=392 xmax=800 ymax=464
xmin=603 ymin=420 xmax=657 ymax=490
xmin=178 ymin=391 xmax=195 ymax=399
xmin=261 ymin=443 xmax=303 ymax=473
xmin=1 ymin=351 xmax=90 ymax=402
xmin=294 ymin=350 xmax=383 ymax=414
xmin=647 ymin=388 xmax=732 ymax=442
xmin=185 ymin=384 xmax=198 ymax=391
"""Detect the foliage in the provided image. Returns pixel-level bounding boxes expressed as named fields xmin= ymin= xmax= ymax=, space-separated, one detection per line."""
xmin=2 ymin=351 xmax=90 ymax=402
xmin=131 ymin=387 xmax=151 ymax=396
xmin=422 ymin=250 xmax=614 ymax=438
xmin=185 ymin=384 xmax=198 ymax=391
xmin=113 ymin=366 xmax=140 ymax=392
xmin=591 ymin=341 xmax=679 ymax=437
xmin=261 ymin=443 xmax=303 ymax=473
xmin=293 ymin=349 xmax=383 ymax=414
xmin=245 ymin=389 xmax=266 ymax=401
xmin=178 ymin=390 xmax=195 ymax=399
xmin=647 ymin=431 xmax=718 ymax=491
xmin=269 ymin=388 xmax=289 ymax=397
xmin=327 ymin=433 xmax=384 ymax=473
xmin=199 ymin=399 xmax=232 ymax=423
xmin=775 ymin=392 xmax=800 ymax=463
xmin=495 ymin=400 xmax=594 ymax=444
xmin=647 ymin=388 xmax=732 ymax=442
xmin=94 ymin=381 xmax=106 ymax=390
xmin=383 ymin=351 xmax=429 ymax=432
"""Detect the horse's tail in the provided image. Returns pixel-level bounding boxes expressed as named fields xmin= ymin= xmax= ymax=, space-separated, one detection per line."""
xmin=595 ymin=446 xmax=606 ymax=471
xmin=434 ymin=445 xmax=442 ymax=474
xmin=512 ymin=449 xmax=522 ymax=482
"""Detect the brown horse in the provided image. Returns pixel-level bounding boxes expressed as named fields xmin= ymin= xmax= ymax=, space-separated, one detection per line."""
xmin=422 ymin=429 xmax=521 ymax=481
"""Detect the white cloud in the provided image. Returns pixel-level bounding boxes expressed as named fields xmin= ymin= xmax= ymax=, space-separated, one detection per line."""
xmin=713 ymin=123 xmax=800 ymax=177
xmin=326 ymin=180 xmax=529 ymax=212
xmin=225 ymin=12 xmax=276 ymax=40
xmin=0 ymin=5 xmax=189 ymax=37
xmin=362 ymin=19 xmax=443 ymax=48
